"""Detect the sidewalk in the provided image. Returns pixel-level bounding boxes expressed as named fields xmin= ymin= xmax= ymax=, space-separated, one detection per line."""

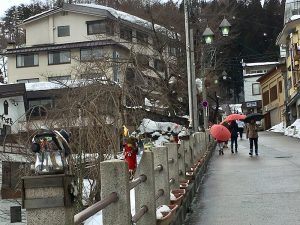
xmin=185 ymin=131 xmax=300 ymax=225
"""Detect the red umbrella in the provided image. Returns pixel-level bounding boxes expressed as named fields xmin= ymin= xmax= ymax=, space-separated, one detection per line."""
xmin=224 ymin=114 xmax=246 ymax=122
xmin=210 ymin=124 xmax=231 ymax=141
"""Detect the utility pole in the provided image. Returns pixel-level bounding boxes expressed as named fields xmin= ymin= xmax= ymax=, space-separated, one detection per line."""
xmin=190 ymin=28 xmax=199 ymax=131
xmin=184 ymin=0 xmax=198 ymax=132
xmin=201 ymin=46 xmax=208 ymax=130
xmin=184 ymin=0 xmax=193 ymax=130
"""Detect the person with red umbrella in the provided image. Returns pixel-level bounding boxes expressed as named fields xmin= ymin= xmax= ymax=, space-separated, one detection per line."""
xmin=210 ymin=124 xmax=231 ymax=155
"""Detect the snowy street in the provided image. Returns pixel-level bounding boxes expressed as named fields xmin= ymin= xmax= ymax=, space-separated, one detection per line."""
xmin=186 ymin=131 xmax=300 ymax=225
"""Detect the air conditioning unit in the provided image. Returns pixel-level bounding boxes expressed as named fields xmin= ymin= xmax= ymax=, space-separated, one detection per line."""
xmin=264 ymin=105 xmax=268 ymax=112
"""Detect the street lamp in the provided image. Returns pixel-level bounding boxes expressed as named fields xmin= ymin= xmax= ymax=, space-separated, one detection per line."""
xmin=201 ymin=20 xmax=231 ymax=130
xmin=184 ymin=0 xmax=232 ymax=131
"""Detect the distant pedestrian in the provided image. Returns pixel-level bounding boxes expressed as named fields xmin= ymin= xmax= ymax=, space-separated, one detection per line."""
xmin=216 ymin=140 xmax=224 ymax=155
xmin=229 ymin=120 xmax=239 ymax=153
xmin=246 ymin=120 xmax=259 ymax=156
xmin=237 ymin=120 xmax=245 ymax=139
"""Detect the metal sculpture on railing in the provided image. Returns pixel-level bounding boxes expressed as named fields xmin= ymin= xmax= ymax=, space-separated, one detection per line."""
xmin=31 ymin=128 xmax=71 ymax=174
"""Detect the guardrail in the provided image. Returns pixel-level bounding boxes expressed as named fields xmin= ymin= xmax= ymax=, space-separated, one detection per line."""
xmin=71 ymin=131 xmax=214 ymax=225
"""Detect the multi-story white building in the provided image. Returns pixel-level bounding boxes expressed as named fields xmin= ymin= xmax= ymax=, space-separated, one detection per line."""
xmin=242 ymin=61 xmax=279 ymax=114
xmin=3 ymin=3 xmax=178 ymax=126
xmin=5 ymin=3 xmax=176 ymax=84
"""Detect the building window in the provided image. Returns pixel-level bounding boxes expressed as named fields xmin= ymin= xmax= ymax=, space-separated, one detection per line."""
xmin=120 ymin=26 xmax=132 ymax=42
xmin=270 ymin=85 xmax=278 ymax=102
xmin=137 ymin=54 xmax=149 ymax=68
xmin=262 ymin=90 xmax=269 ymax=106
xmin=86 ymin=20 xmax=114 ymax=35
xmin=3 ymin=100 xmax=8 ymax=115
xmin=16 ymin=78 xmax=39 ymax=83
xmin=2 ymin=161 xmax=23 ymax=189
xmin=48 ymin=51 xmax=71 ymax=65
xmin=16 ymin=54 xmax=38 ymax=67
xmin=28 ymin=99 xmax=53 ymax=117
xmin=48 ymin=75 xmax=71 ymax=81
xmin=80 ymin=48 xmax=103 ymax=61
xmin=113 ymin=51 xmax=120 ymax=82
xmin=169 ymin=46 xmax=177 ymax=56
xmin=136 ymin=31 xmax=148 ymax=45
xmin=58 ymin=25 xmax=70 ymax=37
xmin=278 ymin=80 xmax=283 ymax=93
xmin=154 ymin=59 xmax=165 ymax=72
xmin=252 ymin=83 xmax=261 ymax=95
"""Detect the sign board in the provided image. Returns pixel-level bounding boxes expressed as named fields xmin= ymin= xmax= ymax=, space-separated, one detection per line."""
xmin=246 ymin=101 xmax=257 ymax=108
xmin=202 ymin=100 xmax=208 ymax=108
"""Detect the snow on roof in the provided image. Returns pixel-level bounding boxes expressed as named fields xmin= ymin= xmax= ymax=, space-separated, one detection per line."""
xmin=244 ymin=62 xmax=279 ymax=67
xmin=25 ymin=81 xmax=67 ymax=91
xmin=77 ymin=4 xmax=173 ymax=36
xmin=24 ymin=4 xmax=175 ymax=38
xmin=25 ymin=79 xmax=118 ymax=91
xmin=24 ymin=9 xmax=56 ymax=22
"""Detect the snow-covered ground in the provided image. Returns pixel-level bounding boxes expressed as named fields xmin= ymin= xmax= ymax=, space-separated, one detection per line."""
xmin=268 ymin=119 xmax=300 ymax=139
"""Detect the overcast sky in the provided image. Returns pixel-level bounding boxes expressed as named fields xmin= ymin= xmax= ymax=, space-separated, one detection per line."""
xmin=0 ymin=0 xmax=35 ymax=18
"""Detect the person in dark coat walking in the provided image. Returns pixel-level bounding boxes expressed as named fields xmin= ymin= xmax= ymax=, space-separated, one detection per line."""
xmin=246 ymin=119 xmax=259 ymax=156
xmin=229 ymin=120 xmax=239 ymax=153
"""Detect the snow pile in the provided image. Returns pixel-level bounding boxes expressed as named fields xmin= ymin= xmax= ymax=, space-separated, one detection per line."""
xmin=178 ymin=127 xmax=189 ymax=137
xmin=269 ymin=119 xmax=300 ymax=139
xmin=268 ymin=122 xmax=285 ymax=133
xmin=170 ymin=192 xmax=176 ymax=201
xmin=138 ymin=118 xmax=182 ymax=134
xmin=284 ymin=119 xmax=300 ymax=138
xmin=154 ymin=135 xmax=170 ymax=147
xmin=156 ymin=205 xmax=171 ymax=219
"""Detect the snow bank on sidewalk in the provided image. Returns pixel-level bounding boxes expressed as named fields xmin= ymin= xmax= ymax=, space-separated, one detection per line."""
xmin=268 ymin=119 xmax=300 ymax=139
xmin=268 ymin=122 xmax=285 ymax=133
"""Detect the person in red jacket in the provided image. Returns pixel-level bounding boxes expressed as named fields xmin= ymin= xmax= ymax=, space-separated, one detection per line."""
xmin=124 ymin=136 xmax=138 ymax=179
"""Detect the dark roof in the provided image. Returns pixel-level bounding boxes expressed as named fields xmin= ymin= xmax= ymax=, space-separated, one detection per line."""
xmin=0 ymin=83 xmax=26 ymax=98
xmin=5 ymin=40 xmax=128 ymax=55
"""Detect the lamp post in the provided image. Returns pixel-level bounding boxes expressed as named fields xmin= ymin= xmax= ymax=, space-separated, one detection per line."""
xmin=200 ymin=18 xmax=231 ymax=129
xmin=184 ymin=0 xmax=231 ymax=131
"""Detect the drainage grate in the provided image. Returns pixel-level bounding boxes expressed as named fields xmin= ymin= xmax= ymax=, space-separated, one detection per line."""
xmin=274 ymin=156 xmax=293 ymax=158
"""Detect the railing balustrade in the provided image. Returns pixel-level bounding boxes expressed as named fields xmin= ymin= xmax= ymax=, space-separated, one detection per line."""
xmin=71 ymin=131 xmax=213 ymax=225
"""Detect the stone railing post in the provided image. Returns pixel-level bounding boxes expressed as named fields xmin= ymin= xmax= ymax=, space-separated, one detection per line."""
xmin=189 ymin=134 xmax=197 ymax=164
xmin=22 ymin=174 xmax=75 ymax=225
xmin=165 ymin=143 xmax=180 ymax=189
xmin=182 ymin=140 xmax=192 ymax=171
xmin=101 ymin=159 xmax=131 ymax=225
xmin=200 ymin=132 xmax=206 ymax=157
xmin=194 ymin=132 xmax=201 ymax=159
xmin=153 ymin=146 xmax=170 ymax=207
xmin=177 ymin=143 xmax=186 ymax=182
xmin=135 ymin=150 xmax=156 ymax=225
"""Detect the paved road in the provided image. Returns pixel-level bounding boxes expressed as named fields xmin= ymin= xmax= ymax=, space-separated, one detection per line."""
xmin=186 ymin=131 xmax=300 ymax=225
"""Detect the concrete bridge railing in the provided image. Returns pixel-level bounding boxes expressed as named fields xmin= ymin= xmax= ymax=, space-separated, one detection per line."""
xmin=22 ymin=131 xmax=216 ymax=225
